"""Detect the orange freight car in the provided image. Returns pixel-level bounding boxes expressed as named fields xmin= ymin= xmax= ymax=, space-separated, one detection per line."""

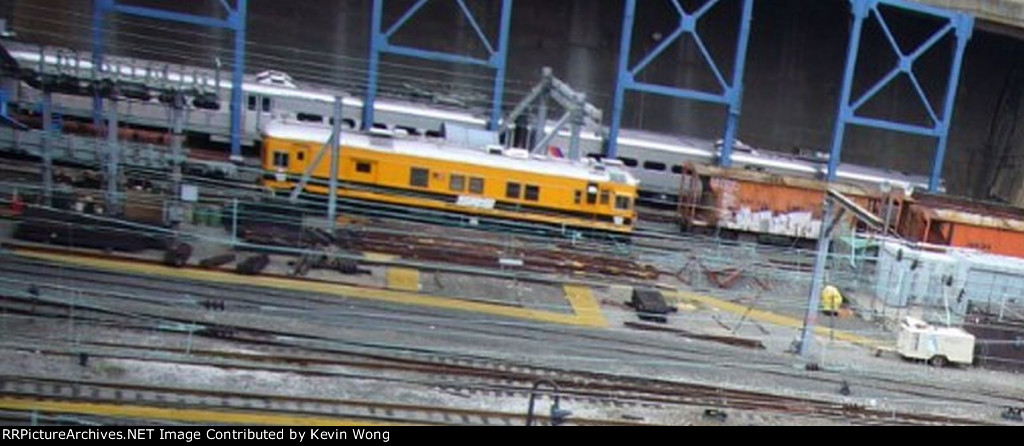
xmin=898 ymin=193 xmax=1024 ymax=258
xmin=678 ymin=164 xmax=899 ymax=241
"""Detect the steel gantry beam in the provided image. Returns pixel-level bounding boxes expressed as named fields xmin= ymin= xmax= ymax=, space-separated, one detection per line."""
xmin=608 ymin=0 xmax=753 ymax=166
xmin=502 ymin=67 xmax=602 ymax=161
xmin=92 ymin=0 xmax=248 ymax=161
xmin=363 ymin=0 xmax=513 ymax=131
xmin=829 ymin=0 xmax=973 ymax=193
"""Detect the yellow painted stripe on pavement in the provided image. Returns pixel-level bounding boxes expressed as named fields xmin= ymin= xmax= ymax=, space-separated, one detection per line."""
xmin=16 ymin=249 xmax=606 ymax=328
xmin=0 ymin=397 xmax=411 ymax=426
xmin=364 ymin=252 xmax=397 ymax=262
xmin=664 ymin=290 xmax=884 ymax=347
xmin=563 ymin=285 xmax=607 ymax=328
xmin=386 ymin=268 xmax=420 ymax=292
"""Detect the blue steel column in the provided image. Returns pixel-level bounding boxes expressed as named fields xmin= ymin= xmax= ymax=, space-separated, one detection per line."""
xmin=829 ymin=0 xmax=973 ymax=192
xmin=363 ymin=0 xmax=513 ymax=131
xmin=931 ymin=15 xmax=974 ymax=192
xmin=92 ymin=0 xmax=111 ymax=130
xmin=828 ymin=0 xmax=869 ymax=182
xmin=228 ymin=0 xmax=247 ymax=161
xmin=363 ymin=0 xmax=384 ymax=131
xmin=719 ymin=0 xmax=754 ymax=168
xmin=606 ymin=0 xmax=754 ymax=167
xmin=488 ymin=0 xmax=513 ymax=131
xmin=607 ymin=0 xmax=637 ymax=160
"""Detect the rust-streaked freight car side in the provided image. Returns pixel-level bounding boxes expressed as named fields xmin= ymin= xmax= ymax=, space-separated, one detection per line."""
xmin=678 ymin=164 xmax=897 ymax=240
xmin=898 ymin=193 xmax=1024 ymax=258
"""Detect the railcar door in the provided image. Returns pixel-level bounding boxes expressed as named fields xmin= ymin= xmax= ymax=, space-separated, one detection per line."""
xmin=246 ymin=94 xmax=274 ymax=135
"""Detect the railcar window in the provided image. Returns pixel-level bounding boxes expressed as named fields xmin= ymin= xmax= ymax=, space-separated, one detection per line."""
xmin=600 ymin=190 xmax=610 ymax=205
xmin=272 ymin=152 xmax=289 ymax=168
xmin=297 ymin=152 xmax=305 ymax=162
xmin=396 ymin=126 xmax=420 ymax=136
xmin=410 ymin=168 xmax=430 ymax=187
xmin=331 ymin=118 xmax=358 ymax=129
xmin=298 ymin=113 xmax=323 ymax=123
xmin=643 ymin=161 xmax=667 ymax=171
xmin=524 ymin=185 xmax=540 ymax=201
xmin=356 ymin=161 xmax=372 ymax=174
xmin=672 ymin=165 xmax=683 ymax=175
xmin=619 ymin=157 xmax=638 ymax=168
xmin=262 ymin=97 xmax=272 ymax=113
xmin=470 ymin=177 xmax=485 ymax=194
xmin=574 ymin=190 xmax=582 ymax=205
xmin=506 ymin=182 xmax=522 ymax=199
xmin=615 ymin=196 xmax=632 ymax=211
xmin=450 ymin=174 xmax=466 ymax=192
xmin=247 ymin=95 xmax=256 ymax=111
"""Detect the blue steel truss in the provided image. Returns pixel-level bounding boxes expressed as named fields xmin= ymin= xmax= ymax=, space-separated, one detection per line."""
xmin=829 ymin=0 xmax=973 ymax=192
xmin=92 ymin=0 xmax=248 ymax=161
xmin=608 ymin=0 xmax=753 ymax=166
xmin=363 ymin=0 xmax=513 ymax=131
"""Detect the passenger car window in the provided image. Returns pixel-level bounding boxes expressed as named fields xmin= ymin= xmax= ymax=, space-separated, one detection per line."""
xmin=524 ymin=185 xmax=540 ymax=201
xmin=273 ymin=152 xmax=289 ymax=168
xmin=506 ymin=182 xmax=522 ymax=199
xmin=615 ymin=196 xmax=632 ymax=211
xmin=410 ymin=168 xmax=429 ymax=187
xmin=469 ymin=177 xmax=485 ymax=194
xmin=450 ymin=175 xmax=466 ymax=192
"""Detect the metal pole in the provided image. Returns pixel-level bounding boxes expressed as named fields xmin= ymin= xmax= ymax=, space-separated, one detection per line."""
xmin=41 ymin=91 xmax=53 ymax=206
xmin=327 ymin=96 xmax=343 ymax=230
xmin=92 ymin=0 xmax=109 ymax=132
xmin=228 ymin=0 xmax=247 ymax=162
xmin=231 ymin=198 xmax=238 ymax=246
xmin=799 ymin=199 xmax=837 ymax=357
xmin=105 ymin=95 xmax=119 ymax=214
xmin=568 ymin=93 xmax=584 ymax=161
xmin=171 ymin=92 xmax=185 ymax=198
xmin=534 ymin=95 xmax=548 ymax=151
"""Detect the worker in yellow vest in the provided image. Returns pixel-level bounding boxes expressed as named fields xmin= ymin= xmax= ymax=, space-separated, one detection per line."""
xmin=821 ymin=285 xmax=844 ymax=316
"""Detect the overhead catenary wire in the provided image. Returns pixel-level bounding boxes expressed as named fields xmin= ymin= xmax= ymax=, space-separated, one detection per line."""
xmin=8 ymin=3 xmax=618 ymax=112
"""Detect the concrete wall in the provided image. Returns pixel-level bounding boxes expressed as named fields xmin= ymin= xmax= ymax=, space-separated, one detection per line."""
xmin=6 ymin=0 xmax=1024 ymax=198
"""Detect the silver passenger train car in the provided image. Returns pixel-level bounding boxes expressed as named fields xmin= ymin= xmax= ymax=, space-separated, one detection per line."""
xmin=3 ymin=40 xmax=936 ymax=200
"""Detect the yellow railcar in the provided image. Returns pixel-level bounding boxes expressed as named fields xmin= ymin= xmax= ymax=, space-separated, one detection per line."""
xmin=261 ymin=120 xmax=639 ymax=233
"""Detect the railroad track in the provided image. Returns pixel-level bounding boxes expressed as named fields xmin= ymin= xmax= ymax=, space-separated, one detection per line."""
xmin=0 ymin=252 xmax=1015 ymax=425
xmin=0 ymin=376 xmax=644 ymax=426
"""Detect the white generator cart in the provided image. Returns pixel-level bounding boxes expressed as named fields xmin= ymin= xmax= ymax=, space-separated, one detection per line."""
xmin=896 ymin=316 xmax=975 ymax=367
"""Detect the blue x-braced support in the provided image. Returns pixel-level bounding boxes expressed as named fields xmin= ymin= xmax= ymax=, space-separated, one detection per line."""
xmin=92 ymin=0 xmax=248 ymax=161
xmin=608 ymin=0 xmax=753 ymax=167
xmin=829 ymin=0 xmax=973 ymax=192
xmin=364 ymin=0 xmax=513 ymax=131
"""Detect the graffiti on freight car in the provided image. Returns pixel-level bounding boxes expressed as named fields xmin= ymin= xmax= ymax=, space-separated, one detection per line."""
xmin=966 ymin=242 xmax=993 ymax=252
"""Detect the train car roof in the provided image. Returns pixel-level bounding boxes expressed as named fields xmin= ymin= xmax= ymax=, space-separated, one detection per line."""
xmin=265 ymin=120 xmax=640 ymax=187
xmin=6 ymin=41 xmax=487 ymax=126
xmin=685 ymin=163 xmax=882 ymax=195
